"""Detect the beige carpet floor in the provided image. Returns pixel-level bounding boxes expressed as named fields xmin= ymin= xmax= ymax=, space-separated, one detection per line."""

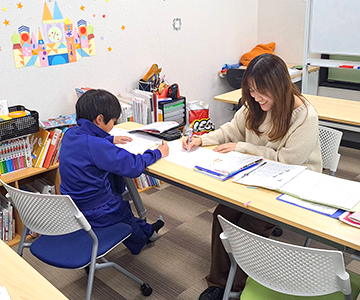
xmin=11 ymin=145 xmax=360 ymax=300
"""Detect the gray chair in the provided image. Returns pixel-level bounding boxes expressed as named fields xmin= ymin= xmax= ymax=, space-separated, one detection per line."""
xmin=0 ymin=179 xmax=153 ymax=300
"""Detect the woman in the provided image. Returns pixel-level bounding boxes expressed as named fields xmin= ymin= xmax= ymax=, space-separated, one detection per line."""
xmin=183 ymin=54 xmax=322 ymax=300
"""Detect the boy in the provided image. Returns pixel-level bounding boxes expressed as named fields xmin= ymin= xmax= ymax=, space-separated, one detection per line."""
xmin=59 ymin=89 xmax=169 ymax=254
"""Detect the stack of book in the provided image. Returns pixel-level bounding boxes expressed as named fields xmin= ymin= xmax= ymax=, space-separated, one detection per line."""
xmin=117 ymin=90 xmax=186 ymax=127
xmin=0 ymin=195 xmax=15 ymax=243
xmin=29 ymin=126 xmax=69 ymax=168
xmin=133 ymin=174 xmax=161 ymax=190
xmin=0 ymin=136 xmax=32 ymax=175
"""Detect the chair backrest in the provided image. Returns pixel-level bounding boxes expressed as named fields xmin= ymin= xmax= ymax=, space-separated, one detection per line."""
xmin=218 ymin=215 xmax=351 ymax=297
xmin=319 ymin=125 xmax=343 ymax=175
xmin=0 ymin=180 xmax=90 ymax=236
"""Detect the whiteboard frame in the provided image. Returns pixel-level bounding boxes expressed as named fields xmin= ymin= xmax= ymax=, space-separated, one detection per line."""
xmin=302 ymin=0 xmax=360 ymax=93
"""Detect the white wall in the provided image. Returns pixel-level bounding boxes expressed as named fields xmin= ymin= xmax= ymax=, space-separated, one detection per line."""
xmin=257 ymin=0 xmax=306 ymax=63
xmin=0 ymin=0 xmax=258 ymax=127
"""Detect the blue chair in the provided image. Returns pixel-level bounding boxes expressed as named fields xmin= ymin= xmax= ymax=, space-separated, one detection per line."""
xmin=0 ymin=179 xmax=152 ymax=300
xmin=218 ymin=214 xmax=360 ymax=300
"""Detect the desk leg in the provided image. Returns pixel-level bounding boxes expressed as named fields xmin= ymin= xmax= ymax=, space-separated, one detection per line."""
xmin=123 ymin=177 xmax=147 ymax=220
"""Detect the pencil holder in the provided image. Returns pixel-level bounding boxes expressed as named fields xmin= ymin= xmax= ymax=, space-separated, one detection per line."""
xmin=0 ymin=106 xmax=39 ymax=141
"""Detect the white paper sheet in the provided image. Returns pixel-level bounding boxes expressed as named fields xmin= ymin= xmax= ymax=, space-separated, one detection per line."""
xmin=0 ymin=287 xmax=11 ymax=300
xmin=109 ymin=127 xmax=161 ymax=154
xmin=164 ymin=140 xmax=220 ymax=169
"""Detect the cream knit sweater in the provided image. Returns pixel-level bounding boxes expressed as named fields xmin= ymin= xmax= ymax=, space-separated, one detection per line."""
xmin=200 ymin=102 xmax=322 ymax=172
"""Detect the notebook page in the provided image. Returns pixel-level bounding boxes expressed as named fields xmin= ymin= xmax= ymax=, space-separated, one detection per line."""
xmin=110 ymin=128 xmax=161 ymax=154
xmin=279 ymin=170 xmax=327 ymax=198
xmin=164 ymin=140 xmax=220 ymax=169
xmin=232 ymin=160 xmax=306 ymax=190
xmin=302 ymin=176 xmax=360 ymax=210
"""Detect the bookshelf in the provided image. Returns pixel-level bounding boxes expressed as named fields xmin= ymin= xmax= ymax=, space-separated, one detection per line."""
xmin=0 ymin=164 xmax=60 ymax=247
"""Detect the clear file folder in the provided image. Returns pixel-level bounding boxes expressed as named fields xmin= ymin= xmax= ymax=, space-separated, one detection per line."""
xmin=233 ymin=160 xmax=360 ymax=212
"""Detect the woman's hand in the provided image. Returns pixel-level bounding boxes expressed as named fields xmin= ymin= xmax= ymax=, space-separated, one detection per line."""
xmin=182 ymin=136 xmax=202 ymax=151
xmin=158 ymin=140 xmax=169 ymax=158
xmin=213 ymin=143 xmax=237 ymax=153
xmin=113 ymin=136 xmax=133 ymax=144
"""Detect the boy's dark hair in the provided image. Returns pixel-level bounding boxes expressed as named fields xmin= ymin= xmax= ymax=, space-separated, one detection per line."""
xmin=76 ymin=89 xmax=121 ymax=124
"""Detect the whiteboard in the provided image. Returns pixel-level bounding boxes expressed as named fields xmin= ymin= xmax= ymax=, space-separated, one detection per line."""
xmin=309 ymin=0 xmax=360 ymax=56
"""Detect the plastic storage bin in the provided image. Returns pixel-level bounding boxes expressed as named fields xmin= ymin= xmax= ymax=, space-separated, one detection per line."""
xmin=0 ymin=106 xmax=39 ymax=141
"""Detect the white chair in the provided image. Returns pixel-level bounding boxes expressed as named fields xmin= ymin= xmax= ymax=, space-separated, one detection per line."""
xmin=218 ymin=214 xmax=360 ymax=300
xmin=0 ymin=179 xmax=153 ymax=300
xmin=319 ymin=125 xmax=343 ymax=176
xmin=303 ymin=125 xmax=343 ymax=247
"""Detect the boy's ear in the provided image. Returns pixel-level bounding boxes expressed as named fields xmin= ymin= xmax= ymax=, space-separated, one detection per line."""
xmin=94 ymin=114 xmax=104 ymax=125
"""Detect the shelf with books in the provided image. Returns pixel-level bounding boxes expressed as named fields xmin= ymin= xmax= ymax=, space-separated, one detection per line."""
xmin=0 ymin=164 xmax=60 ymax=246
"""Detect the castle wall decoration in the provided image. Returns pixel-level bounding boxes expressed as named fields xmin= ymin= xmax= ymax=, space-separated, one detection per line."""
xmin=11 ymin=1 xmax=96 ymax=69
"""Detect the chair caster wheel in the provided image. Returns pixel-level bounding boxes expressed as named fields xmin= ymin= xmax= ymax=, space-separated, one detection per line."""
xmin=140 ymin=283 xmax=152 ymax=296
xmin=272 ymin=227 xmax=283 ymax=237
xmin=85 ymin=266 xmax=89 ymax=274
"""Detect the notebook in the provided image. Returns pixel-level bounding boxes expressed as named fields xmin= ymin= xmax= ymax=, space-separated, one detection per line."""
xmin=233 ymin=160 xmax=360 ymax=212
xmin=194 ymin=152 xmax=263 ymax=181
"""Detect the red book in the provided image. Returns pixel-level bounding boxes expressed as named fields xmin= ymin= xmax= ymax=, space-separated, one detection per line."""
xmin=43 ymin=129 xmax=61 ymax=168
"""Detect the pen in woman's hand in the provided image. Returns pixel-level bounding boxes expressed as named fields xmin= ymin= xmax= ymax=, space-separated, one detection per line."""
xmin=187 ymin=128 xmax=193 ymax=151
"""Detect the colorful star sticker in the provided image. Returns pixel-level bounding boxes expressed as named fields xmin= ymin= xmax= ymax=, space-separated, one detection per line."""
xmin=121 ymin=25 xmax=125 ymax=31
xmin=2 ymin=7 xmax=7 ymax=12
xmin=80 ymin=5 xmax=85 ymax=11
xmin=106 ymin=0 xmax=109 ymax=2
xmin=107 ymin=46 xmax=112 ymax=52
xmin=0 ymin=47 xmax=2 ymax=51
xmin=102 ymin=14 xmax=106 ymax=18
xmin=3 ymin=19 xmax=9 ymax=26
xmin=17 ymin=2 xmax=23 ymax=9
xmin=93 ymin=14 xmax=96 ymax=17
xmin=100 ymin=36 xmax=104 ymax=40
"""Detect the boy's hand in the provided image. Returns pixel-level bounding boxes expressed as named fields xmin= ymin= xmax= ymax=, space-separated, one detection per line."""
xmin=182 ymin=135 xmax=202 ymax=151
xmin=113 ymin=136 xmax=133 ymax=144
xmin=157 ymin=140 xmax=169 ymax=158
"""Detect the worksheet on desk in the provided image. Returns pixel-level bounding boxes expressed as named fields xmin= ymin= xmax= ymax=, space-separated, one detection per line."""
xmin=110 ymin=128 xmax=161 ymax=154
xmin=164 ymin=140 xmax=220 ymax=169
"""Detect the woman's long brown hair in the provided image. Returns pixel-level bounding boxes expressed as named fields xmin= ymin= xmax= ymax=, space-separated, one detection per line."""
xmin=241 ymin=54 xmax=306 ymax=142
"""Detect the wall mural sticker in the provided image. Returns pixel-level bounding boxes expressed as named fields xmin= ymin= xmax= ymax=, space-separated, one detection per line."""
xmin=11 ymin=1 xmax=96 ymax=69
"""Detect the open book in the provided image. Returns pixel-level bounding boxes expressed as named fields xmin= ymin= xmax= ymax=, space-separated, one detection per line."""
xmin=233 ymin=160 xmax=360 ymax=211
xmin=194 ymin=152 xmax=263 ymax=181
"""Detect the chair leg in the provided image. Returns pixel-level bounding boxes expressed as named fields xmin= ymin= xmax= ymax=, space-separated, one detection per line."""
xmin=17 ymin=226 xmax=28 ymax=256
xmin=98 ymin=257 xmax=153 ymax=296
xmin=222 ymin=253 xmax=238 ymax=300
xmin=85 ymin=260 xmax=97 ymax=300
xmin=304 ymin=237 xmax=311 ymax=247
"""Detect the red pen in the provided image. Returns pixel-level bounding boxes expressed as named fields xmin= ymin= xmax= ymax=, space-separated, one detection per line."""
xmin=339 ymin=65 xmax=354 ymax=69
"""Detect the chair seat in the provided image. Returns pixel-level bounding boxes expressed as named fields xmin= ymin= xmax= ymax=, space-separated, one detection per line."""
xmin=240 ymin=271 xmax=360 ymax=300
xmin=30 ymin=222 xmax=132 ymax=269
